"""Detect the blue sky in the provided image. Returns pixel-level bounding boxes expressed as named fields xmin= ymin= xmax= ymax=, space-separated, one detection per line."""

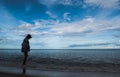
xmin=0 ymin=0 xmax=120 ymax=49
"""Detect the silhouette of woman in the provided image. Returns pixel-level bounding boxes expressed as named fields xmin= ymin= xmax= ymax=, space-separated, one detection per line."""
xmin=21 ymin=34 xmax=32 ymax=65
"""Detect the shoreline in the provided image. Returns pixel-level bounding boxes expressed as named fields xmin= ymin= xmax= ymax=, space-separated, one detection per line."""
xmin=0 ymin=66 xmax=120 ymax=77
xmin=0 ymin=72 xmax=33 ymax=77
xmin=0 ymin=60 xmax=119 ymax=73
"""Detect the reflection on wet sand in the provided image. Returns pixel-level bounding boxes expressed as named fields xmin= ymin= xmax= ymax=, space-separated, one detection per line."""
xmin=0 ymin=65 xmax=118 ymax=77
xmin=22 ymin=65 xmax=26 ymax=75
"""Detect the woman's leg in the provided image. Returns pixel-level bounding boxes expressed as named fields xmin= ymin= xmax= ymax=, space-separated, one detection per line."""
xmin=23 ymin=52 xmax=28 ymax=65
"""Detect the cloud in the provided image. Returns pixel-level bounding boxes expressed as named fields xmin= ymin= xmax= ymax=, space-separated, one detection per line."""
xmin=42 ymin=0 xmax=88 ymax=6
xmin=85 ymin=0 xmax=120 ymax=9
xmin=17 ymin=23 xmax=36 ymax=36
xmin=0 ymin=28 xmax=2 ymax=31
xmin=46 ymin=11 xmax=57 ymax=18
xmin=1 ymin=17 xmax=120 ymax=49
xmin=69 ymin=42 xmax=120 ymax=48
xmin=0 ymin=39 xmax=4 ymax=44
xmin=69 ymin=43 xmax=111 ymax=47
xmin=39 ymin=0 xmax=72 ymax=6
xmin=39 ymin=0 xmax=120 ymax=9
xmin=63 ymin=12 xmax=71 ymax=22
xmin=18 ymin=23 xmax=32 ymax=31
xmin=50 ymin=17 xmax=120 ymax=36
xmin=39 ymin=0 xmax=89 ymax=7
xmin=113 ymin=35 xmax=120 ymax=38
xmin=0 ymin=39 xmax=3 ymax=41
xmin=39 ymin=0 xmax=57 ymax=6
xmin=17 ymin=21 xmax=54 ymax=37
xmin=50 ymin=19 xmax=93 ymax=35
xmin=17 ymin=16 xmax=120 ymax=37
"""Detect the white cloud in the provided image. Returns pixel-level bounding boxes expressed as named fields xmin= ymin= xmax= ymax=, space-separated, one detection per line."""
xmin=46 ymin=11 xmax=57 ymax=18
xmin=39 ymin=0 xmax=71 ymax=6
xmin=17 ymin=21 xmax=54 ymax=37
xmin=39 ymin=0 xmax=58 ymax=6
xmin=39 ymin=0 xmax=119 ymax=9
xmin=63 ymin=12 xmax=71 ymax=22
xmin=11 ymin=16 xmax=120 ymax=49
xmin=17 ymin=22 xmax=38 ymax=36
xmin=58 ymin=0 xmax=73 ymax=5
xmin=39 ymin=0 xmax=84 ymax=6
xmin=119 ymin=40 xmax=120 ymax=43
xmin=85 ymin=0 xmax=120 ymax=9
xmin=46 ymin=16 xmax=120 ymax=37
xmin=18 ymin=23 xmax=32 ymax=31
xmin=17 ymin=16 xmax=120 ymax=37
xmin=50 ymin=17 xmax=98 ymax=35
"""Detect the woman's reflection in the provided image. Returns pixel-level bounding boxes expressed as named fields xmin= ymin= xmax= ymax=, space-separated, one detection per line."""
xmin=22 ymin=65 xmax=26 ymax=75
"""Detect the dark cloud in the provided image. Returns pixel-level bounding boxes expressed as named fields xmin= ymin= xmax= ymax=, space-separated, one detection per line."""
xmin=113 ymin=35 xmax=120 ymax=38
xmin=69 ymin=44 xmax=91 ymax=47
xmin=106 ymin=28 xmax=120 ymax=31
xmin=58 ymin=30 xmax=93 ymax=37
xmin=0 ymin=28 xmax=2 ymax=31
xmin=115 ymin=43 xmax=120 ymax=46
xmin=0 ymin=38 xmax=4 ymax=44
xmin=82 ymin=30 xmax=93 ymax=34
xmin=0 ymin=39 xmax=3 ymax=41
xmin=69 ymin=43 xmax=112 ymax=48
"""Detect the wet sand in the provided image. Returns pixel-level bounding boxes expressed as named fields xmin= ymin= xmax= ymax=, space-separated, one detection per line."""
xmin=0 ymin=49 xmax=120 ymax=76
xmin=0 ymin=65 xmax=120 ymax=77
xmin=0 ymin=57 xmax=120 ymax=77
xmin=0 ymin=69 xmax=120 ymax=77
xmin=0 ymin=72 xmax=33 ymax=77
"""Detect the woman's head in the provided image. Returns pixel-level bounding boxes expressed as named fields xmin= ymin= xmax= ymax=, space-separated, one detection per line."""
xmin=26 ymin=34 xmax=32 ymax=39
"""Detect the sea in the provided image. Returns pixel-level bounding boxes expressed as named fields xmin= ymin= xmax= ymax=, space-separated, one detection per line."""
xmin=0 ymin=49 xmax=120 ymax=64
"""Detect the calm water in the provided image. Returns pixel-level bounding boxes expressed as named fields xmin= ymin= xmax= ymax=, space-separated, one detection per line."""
xmin=0 ymin=49 xmax=120 ymax=64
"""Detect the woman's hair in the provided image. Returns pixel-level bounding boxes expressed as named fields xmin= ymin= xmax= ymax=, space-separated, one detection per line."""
xmin=26 ymin=34 xmax=32 ymax=39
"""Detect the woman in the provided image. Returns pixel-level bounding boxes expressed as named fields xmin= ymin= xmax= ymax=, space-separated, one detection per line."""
xmin=21 ymin=34 xmax=32 ymax=65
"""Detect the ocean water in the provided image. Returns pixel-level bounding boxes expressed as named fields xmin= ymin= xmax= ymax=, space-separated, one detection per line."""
xmin=0 ymin=49 xmax=120 ymax=64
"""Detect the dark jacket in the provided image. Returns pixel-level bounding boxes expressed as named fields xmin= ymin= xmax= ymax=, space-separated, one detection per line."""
xmin=21 ymin=38 xmax=30 ymax=52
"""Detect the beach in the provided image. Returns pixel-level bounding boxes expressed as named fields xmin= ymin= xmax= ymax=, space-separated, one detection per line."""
xmin=0 ymin=58 xmax=120 ymax=77
xmin=0 ymin=49 xmax=120 ymax=77
xmin=0 ymin=72 xmax=33 ymax=77
xmin=0 ymin=64 xmax=120 ymax=77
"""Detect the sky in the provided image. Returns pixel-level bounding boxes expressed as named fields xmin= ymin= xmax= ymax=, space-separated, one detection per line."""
xmin=0 ymin=0 xmax=120 ymax=49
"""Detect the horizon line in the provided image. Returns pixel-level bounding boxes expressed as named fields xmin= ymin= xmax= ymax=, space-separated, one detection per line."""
xmin=0 ymin=48 xmax=120 ymax=50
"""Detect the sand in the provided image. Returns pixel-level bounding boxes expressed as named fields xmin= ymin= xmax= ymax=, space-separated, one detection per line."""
xmin=0 ymin=61 xmax=120 ymax=77
xmin=0 ymin=57 xmax=120 ymax=77
xmin=0 ymin=72 xmax=33 ymax=77
xmin=0 ymin=68 xmax=120 ymax=77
